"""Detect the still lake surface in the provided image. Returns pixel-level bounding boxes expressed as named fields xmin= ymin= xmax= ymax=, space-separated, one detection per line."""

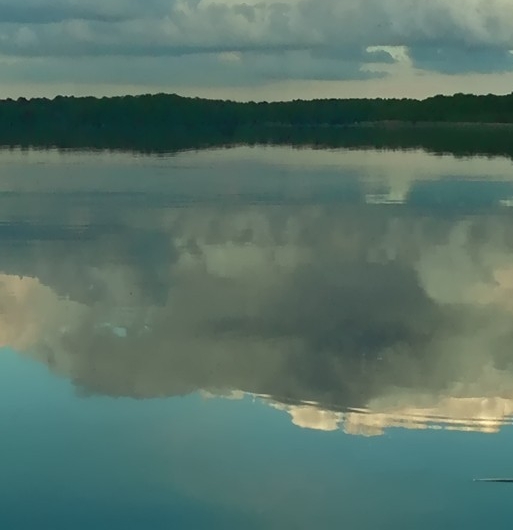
xmin=1 ymin=145 xmax=513 ymax=529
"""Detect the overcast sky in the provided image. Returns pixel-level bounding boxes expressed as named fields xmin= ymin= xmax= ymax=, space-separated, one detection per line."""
xmin=1 ymin=0 xmax=513 ymax=100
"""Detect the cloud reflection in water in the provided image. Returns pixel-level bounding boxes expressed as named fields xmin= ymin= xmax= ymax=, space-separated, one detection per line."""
xmin=1 ymin=148 xmax=513 ymax=436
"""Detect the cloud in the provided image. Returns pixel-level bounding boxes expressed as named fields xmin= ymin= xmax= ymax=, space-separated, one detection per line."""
xmin=0 ymin=51 xmax=381 ymax=88
xmin=0 ymin=0 xmax=168 ymax=24
xmin=0 ymin=0 xmax=511 ymax=85
xmin=409 ymin=45 xmax=513 ymax=74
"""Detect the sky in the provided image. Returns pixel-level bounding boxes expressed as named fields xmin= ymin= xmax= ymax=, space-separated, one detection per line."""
xmin=1 ymin=0 xmax=513 ymax=100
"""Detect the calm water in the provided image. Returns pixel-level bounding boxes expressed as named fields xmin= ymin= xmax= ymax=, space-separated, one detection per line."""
xmin=1 ymin=146 xmax=513 ymax=529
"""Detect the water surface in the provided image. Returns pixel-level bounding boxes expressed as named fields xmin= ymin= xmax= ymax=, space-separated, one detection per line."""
xmin=1 ymin=146 xmax=513 ymax=529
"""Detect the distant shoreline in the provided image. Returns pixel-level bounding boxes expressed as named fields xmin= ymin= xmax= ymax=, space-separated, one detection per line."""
xmin=2 ymin=92 xmax=513 ymax=129
xmin=266 ymin=120 xmax=513 ymax=129
xmin=355 ymin=121 xmax=513 ymax=128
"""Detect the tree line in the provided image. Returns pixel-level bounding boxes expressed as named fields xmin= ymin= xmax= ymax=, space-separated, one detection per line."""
xmin=4 ymin=92 xmax=513 ymax=128
xmin=0 ymin=92 xmax=513 ymax=156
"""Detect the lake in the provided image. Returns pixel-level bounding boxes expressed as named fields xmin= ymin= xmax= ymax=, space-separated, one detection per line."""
xmin=1 ymin=145 xmax=513 ymax=529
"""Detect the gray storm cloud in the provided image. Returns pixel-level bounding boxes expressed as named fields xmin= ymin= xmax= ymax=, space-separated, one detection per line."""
xmin=0 ymin=0 xmax=512 ymax=83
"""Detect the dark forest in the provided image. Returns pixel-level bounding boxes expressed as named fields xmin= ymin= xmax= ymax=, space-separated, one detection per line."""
xmin=2 ymin=92 xmax=513 ymax=157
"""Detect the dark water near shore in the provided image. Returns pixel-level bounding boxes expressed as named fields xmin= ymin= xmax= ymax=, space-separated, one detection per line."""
xmin=1 ymin=146 xmax=513 ymax=529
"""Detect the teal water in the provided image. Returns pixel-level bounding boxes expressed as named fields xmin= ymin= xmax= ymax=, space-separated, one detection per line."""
xmin=1 ymin=146 xmax=513 ymax=529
